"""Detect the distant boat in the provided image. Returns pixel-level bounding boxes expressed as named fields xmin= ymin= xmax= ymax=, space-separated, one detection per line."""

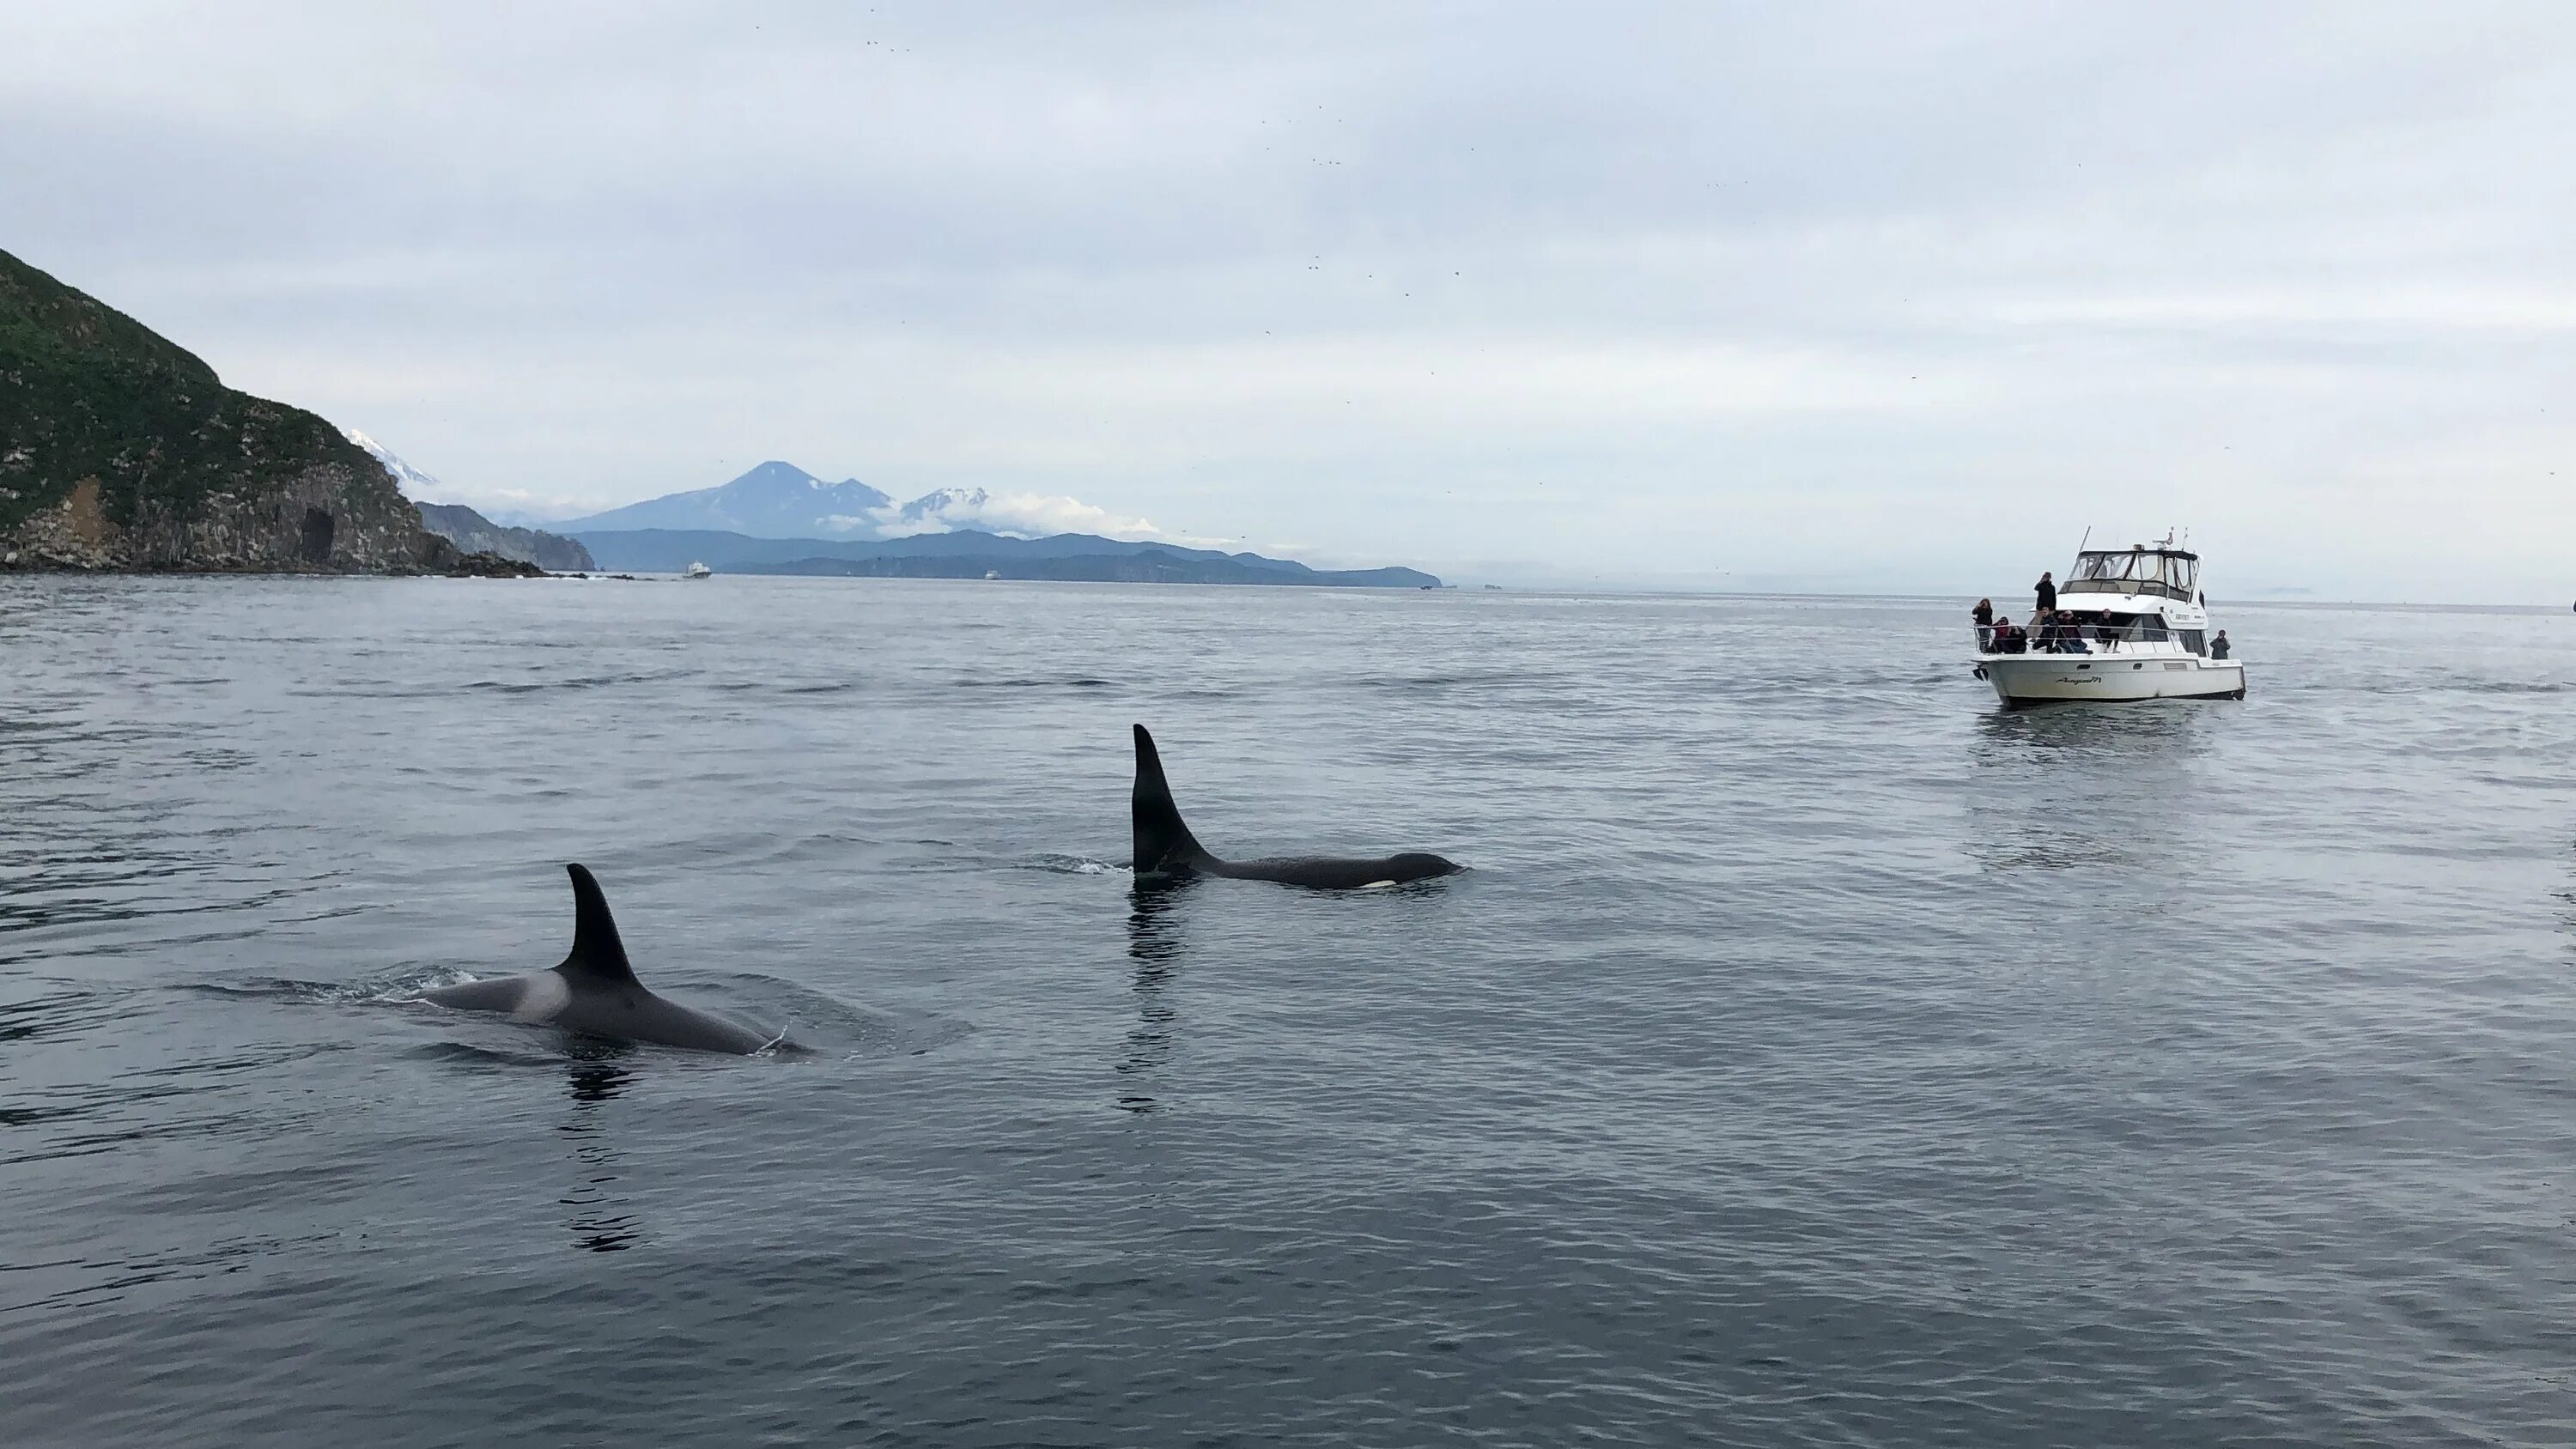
xmin=984 ymin=569 xmax=1000 ymax=580
xmin=684 ymin=561 xmax=712 ymax=579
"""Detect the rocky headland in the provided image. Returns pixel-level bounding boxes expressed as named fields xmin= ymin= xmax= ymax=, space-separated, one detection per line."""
xmin=415 ymin=502 xmax=596 ymax=572
xmin=0 ymin=246 xmax=529 ymax=577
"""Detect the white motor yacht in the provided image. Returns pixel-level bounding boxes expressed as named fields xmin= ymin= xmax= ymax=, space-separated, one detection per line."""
xmin=1973 ymin=537 xmax=2245 ymax=706
xmin=684 ymin=561 xmax=713 ymax=579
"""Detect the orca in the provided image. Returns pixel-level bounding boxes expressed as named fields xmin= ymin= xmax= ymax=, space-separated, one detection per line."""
xmin=423 ymin=864 xmax=780 ymax=1055
xmin=1131 ymin=724 xmax=1461 ymax=889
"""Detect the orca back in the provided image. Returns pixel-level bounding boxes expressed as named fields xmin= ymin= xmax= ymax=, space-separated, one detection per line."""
xmin=424 ymin=864 xmax=780 ymax=1055
xmin=1129 ymin=724 xmax=1459 ymax=888
xmin=1212 ymin=852 xmax=1461 ymax=889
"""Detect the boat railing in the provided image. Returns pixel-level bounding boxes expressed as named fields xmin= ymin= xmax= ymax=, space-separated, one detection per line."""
xmin=1973 ymin=622 xmax=2199 ymax=657
xmin=2059 ymin=579 xmax=2196 ymax=603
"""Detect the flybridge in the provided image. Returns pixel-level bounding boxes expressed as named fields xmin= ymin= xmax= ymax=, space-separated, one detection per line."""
xmin=2060 ymin=545 xmax=2200 ymax=603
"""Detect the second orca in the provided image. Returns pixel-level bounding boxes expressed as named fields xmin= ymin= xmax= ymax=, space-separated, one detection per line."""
xmin=424 ymin=864 xmax=781 ymax=1055
xmin=1130 ymin=723 xmax=1461 ymax=889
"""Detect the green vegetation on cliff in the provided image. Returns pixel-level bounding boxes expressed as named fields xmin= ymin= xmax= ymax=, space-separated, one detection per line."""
xmin=0 ymin=246 xmax=433 ymax=571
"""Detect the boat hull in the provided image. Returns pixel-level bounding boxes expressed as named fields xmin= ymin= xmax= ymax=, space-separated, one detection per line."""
xmin=1976 ymin=654 xmax=2245 ymax=706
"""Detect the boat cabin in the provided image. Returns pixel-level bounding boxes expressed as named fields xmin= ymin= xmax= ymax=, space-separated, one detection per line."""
xmin=2060 ymin=545 xmax=2198 ymax=604
xmin=1981 ymin=540 xmax=2215 ymax=658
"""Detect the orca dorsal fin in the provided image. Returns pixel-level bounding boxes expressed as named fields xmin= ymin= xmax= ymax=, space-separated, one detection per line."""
xmin=556 ymin=864 xmax=640 ymax=985
xmin=1132 ymin=724 xmax=1213 ymax=876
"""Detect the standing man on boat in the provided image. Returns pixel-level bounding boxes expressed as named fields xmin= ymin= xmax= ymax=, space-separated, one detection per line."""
xmin=2034 ymin=570 xmax=2057 ymax=615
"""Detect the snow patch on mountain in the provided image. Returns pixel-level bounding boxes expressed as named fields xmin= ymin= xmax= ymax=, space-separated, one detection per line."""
xmin=343 ymin=428 xmax=444 ymax=499
xmin=342 ymin=426 xmax=625 ymax=522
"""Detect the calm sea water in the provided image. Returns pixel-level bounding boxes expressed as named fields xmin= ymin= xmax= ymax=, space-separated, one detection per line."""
xmin=2 ymin=574 xmax=2570 ymax=1446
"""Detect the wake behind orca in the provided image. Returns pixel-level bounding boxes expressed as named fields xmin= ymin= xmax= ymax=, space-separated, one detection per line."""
xmin=1131 ymin=724 xmax=1461 ymax=889
xmin=423 ymin=864 xmax=781 ymax=1055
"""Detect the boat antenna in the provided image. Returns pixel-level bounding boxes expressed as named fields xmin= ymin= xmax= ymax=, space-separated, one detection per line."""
xmin=2078 ymin=526 xmax=2092 ymax=555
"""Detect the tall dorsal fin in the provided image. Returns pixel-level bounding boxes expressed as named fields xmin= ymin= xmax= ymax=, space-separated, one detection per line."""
xmin=1132 ymin=724 xmax=1213 ymax=876
xmin=556 ymin=864 xmax=639 ymax=985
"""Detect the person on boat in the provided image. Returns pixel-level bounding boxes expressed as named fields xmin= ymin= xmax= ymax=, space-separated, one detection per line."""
xmin=2209 ymin=629 xmax=2231 ymax=660
xmin=2034 ymin=570 xmax=2056 ymax=614
xmin=1991 ymin=615 xmax=2026 ymax=653
xmin=1972 ymin=597 xmax=1994 ymax=632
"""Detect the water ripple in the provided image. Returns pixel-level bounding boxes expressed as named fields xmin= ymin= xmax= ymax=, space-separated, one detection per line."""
xmin=0 ymin=576 xmax=2568 ymax=1446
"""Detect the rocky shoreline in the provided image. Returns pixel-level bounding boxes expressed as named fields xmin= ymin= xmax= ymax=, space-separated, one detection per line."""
xmin=0 ymin=476 xmax=542 ymax=578
xmin=3 ymin=246 xmax=527 ymax=579
xmin=0 ymin=552 xmax=547 ymax=579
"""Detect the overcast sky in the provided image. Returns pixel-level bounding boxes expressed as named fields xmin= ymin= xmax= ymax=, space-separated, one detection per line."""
xmin=4 ymin=2 xmax=2570 ymax=598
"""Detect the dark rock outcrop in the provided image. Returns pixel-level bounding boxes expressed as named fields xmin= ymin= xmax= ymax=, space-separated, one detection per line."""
xmin=434 ymin=544 xmax=547 ymax=578
xmin=0 ymin=247 xmax=446 ymax=573
xmin=416 ymin=501 xmax=595 ymax=571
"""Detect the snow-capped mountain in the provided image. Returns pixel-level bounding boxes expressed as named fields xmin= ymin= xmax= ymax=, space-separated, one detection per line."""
xmin=344 ymin=428 xmax=444 ymax=498
xmin=882 ymin=487 xmax=996 ymax=530
xmin=337 ymin=432 xmax=1225 ymax=549
xmin=554 ymin=461 xmax=895 ymax=538
xmin=556 ymin=462 xmax=1220 ymax=547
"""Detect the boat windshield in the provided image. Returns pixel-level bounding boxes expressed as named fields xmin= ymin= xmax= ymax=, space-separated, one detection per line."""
xmin=2060 ymin=547 xmax=2197 ymax=602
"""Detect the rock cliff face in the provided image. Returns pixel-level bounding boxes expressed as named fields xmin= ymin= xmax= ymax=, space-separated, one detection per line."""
xmin=416 ymin=502 xmax=596 ymax=571
xmin=0 ymin=246 xmax=456 ymax=573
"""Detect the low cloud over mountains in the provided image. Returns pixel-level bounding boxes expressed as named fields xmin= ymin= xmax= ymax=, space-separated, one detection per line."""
xmin=465 ymin=458 xmax=1216 ymax=547
xmin=869 ymin=485 xmax=1209 ymax=544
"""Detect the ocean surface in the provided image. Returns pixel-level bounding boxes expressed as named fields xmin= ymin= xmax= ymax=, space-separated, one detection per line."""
xmin=3 ymin=574 xmax=2570 ymax=1447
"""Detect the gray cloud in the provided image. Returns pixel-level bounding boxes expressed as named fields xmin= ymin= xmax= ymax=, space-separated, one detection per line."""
xmin=4 ymin=1 xmax=2570 ymax=597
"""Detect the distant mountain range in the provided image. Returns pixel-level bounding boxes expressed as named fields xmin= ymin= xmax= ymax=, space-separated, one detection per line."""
xmin=557 ymin=461 xmax=897 ymax=537
xmin=553 ymin=461 xmax=1216 ymax=549
xmin=310 ymin=450 xmax=1436 ymax=586
xmin=574 ymin=527 xmax=1439 ymax=589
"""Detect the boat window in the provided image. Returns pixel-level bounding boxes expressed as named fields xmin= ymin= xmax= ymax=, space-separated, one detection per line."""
xmin=2062 ymin=548 xmax=2200 ymax=601
xmin=2179 ymin=629 xmax=2206 ymax=655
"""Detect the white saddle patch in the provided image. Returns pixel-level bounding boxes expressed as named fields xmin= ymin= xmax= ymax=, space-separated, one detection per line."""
xmin=510 ymin=973 xmax=572 ymax=1023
